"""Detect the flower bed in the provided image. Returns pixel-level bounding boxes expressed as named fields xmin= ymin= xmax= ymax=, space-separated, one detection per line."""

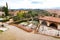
xmin=18 ymin=24 xmax=33 ymax=32
xmin=17 ymin=21 xmax=37 ymax=32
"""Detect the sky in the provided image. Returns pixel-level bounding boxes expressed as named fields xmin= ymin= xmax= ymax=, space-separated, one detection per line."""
xmin=0 ymin=0 xmax=60 ymax=9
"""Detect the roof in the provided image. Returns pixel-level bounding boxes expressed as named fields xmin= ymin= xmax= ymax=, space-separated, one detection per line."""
xmin=39 ymin=16 xmax=60 ymax=23
xmin=46 ymin=9 xmax=60 ymax=15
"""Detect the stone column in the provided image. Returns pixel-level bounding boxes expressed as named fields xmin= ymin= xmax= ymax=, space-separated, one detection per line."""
xmin=57 ymin=24 xmax=60 ymax=30
xmin=46 ymin=21 xmax=50 ymax=26
xmin=39 ymin=20 xmax=42 ymax=25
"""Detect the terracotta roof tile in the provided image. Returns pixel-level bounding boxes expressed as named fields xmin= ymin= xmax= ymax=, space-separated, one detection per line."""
xmin=39 ymin=16 xmax=60 ymax=23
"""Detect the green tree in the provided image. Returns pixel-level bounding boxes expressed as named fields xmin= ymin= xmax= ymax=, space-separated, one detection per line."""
xmin=28 ymin=11 xmax=34 ymax=21
xmin=23 ymin=13 xmax=30 ymax=18
xmin=13 ymin=16 xmax=20 ymax=21
xmin=2 ymin=2 xmax=9 ymax=16
xmin=39 ymin=10 xmax=52 ymax=16
xmin=28 ymin=10 xmax=37 ymax=17
xmin=17 ymin=12 xmax=24 ymax=18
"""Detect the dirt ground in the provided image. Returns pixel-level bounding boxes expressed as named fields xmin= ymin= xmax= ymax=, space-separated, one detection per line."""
xmin=0 ymin=25 xmax=60 ymax=40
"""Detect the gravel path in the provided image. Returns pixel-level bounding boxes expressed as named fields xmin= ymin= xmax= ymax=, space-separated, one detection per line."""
xmin=0 ymin=25 xmax=60 ymax=40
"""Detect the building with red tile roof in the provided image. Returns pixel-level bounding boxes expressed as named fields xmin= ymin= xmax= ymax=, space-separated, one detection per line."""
xmin=38 ymin=16 xmax=60 ymax=30
xmin=39 ymin=16 xmax=60 ymax=23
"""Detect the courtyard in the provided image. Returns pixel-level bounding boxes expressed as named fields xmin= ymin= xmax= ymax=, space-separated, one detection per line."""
xmin=0 ymin=23 xmax=60 ymax=40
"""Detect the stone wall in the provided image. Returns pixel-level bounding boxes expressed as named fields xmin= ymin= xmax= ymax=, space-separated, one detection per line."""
xmin=38 ymin=25 xmax=60 ymax=37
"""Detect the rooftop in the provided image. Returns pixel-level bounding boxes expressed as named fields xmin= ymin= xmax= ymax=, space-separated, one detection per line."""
xmin=39 ymin=16 xmax=60 ymax=23
xmin=46 ymin=9 xmax=60 ymax=15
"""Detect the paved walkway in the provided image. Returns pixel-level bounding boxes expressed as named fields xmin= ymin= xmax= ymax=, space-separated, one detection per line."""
xmin=0 ymin=24 xmax=60 ymax=40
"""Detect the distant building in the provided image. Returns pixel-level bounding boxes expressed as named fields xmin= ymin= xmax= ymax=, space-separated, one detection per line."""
xmin=0 ymin=11 xmax=5 ymax=16
xmin=9 ymin=10 xmax=29 ymax=16
xmin=0 ymin=6 xmax=5 ymax=16
xmin=46 ymin=9 xmax=60 ymax=18
xmin=9 ymin=10 xmax=17 ymax=16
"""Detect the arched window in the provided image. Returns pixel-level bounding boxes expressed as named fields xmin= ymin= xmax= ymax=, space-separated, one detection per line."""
xmin=49 ymin=23 xmax=57 ymax=29
xmin=41 ymin=21 xmax=47 ymax=26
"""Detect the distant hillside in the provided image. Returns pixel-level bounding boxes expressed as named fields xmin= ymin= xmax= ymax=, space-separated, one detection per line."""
xmin=9 ymin=9 xmax=51 ymax=16
xmin=46 ymin=9 xmax=60 ymax=15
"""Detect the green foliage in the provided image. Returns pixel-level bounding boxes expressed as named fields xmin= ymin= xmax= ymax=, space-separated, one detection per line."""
xmin=17 ymin=12 xmax=24 ymax=18
xmin=0 ymin=30 xmax=3 ymax=32
xmin=27 ymin=9 xmax=52 ymax=17
xmin=39 ymin=10 xmax=51 ymax=16
xmin=23 ymin=13 xmax=31 ymax=18
xmin=13 ymin=16 xmax=20 ymax=21
xmin=13 ymin=12 xmax=27 ymax=21
xmin=2 ymin=6 xmax=9 ymax=16
xmin=28 ymin=11 xmax=32 ymax=16
xmin=28 ymin=11 xmax=36 ymax=17
xmin=2 ymin=2 xmax=9 ymax=16
xmin=13 ymin=9 xmax=52 ymax=22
